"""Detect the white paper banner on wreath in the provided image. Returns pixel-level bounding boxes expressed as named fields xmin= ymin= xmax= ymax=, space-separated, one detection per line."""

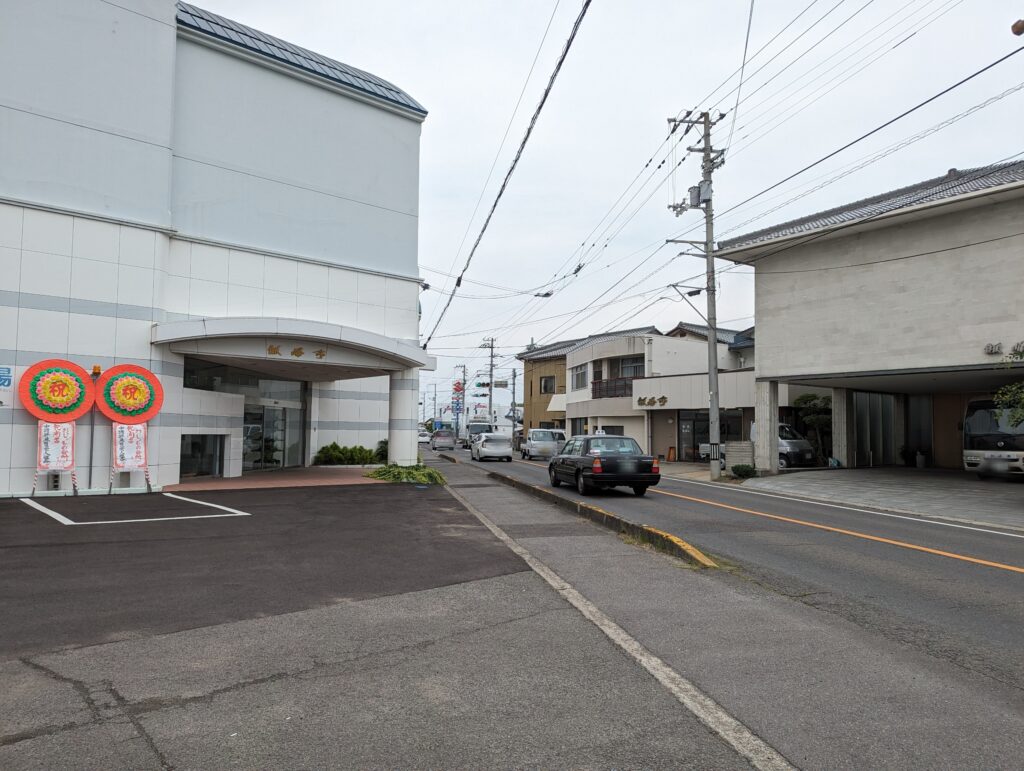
xmin=112 ymin=422 xmax=148 ymax=471
xmin=37 ymin=422 xmax=75 ymax=471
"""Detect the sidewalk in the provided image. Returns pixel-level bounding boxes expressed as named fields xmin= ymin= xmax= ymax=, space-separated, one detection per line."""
xmin=165 ymin=466 xmax=385 ymax=492
xmin=433 ymin=457 xmax=1024 ymax=769
xmin=741 ymin=467 xmax=1024 ymax=531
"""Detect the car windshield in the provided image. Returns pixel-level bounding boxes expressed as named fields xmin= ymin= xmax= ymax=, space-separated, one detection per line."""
xmin=587 ymin=437 xmax=643 ymax=455
xmin=779 ymin=425 xmax=804 ymax=441
xmin=469 ymin=425 xmax=490 ymax=435
xmin=965 ymin=403 xmax=1024 ymax=436
xmin=483 ymin=434 xmax=509 ymax=443
xmin=531 ymin=431 xmax=555 ymax=441
xmin=434 ymin=431 xmax=452 ymax=438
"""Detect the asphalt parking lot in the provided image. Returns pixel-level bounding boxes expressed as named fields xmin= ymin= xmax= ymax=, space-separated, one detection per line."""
xmin=0 ymin=483 xmax=749 ymax=769
xmin=0 ymin=485 xmax=524 ymax=658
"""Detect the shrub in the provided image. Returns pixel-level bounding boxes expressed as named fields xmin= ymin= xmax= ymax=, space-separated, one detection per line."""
xmin=314 ymin=443 xmax=380 ymax=466
xmin=365 ymin=464 xmax=446 ymax=485
xmin=374 ymin=439 xmax=389 ymax=463
xmin=731 ymin=464 xmax=757 ymax=479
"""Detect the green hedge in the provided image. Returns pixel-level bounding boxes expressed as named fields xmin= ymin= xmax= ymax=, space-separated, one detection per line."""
xmin=730 ymin=464 xmax=757 ymax=479
xmin=313 ymin=443 xmax=379 ymax=466
xmin=365 ymin=464 xmax=446 ymax=485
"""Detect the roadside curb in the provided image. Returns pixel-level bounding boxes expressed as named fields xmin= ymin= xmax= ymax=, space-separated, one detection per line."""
xmin=438 ymin=453 xmax=717 ymax=569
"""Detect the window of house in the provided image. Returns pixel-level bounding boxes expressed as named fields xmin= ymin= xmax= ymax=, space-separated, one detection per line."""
xmin=592 ymin=362 xmax=603 ymax=381
xmin=600 ymin=425 xmax=625 ymax=436
xmin=539 ymin=375 xmax=555 ymax=394
xmin=571 ymin=364 xmax=587 ymax=391
xmin=619 ymin=356 xmax=645 ymax=378
xmin=539 ymin=421 xmax=555 ymax=429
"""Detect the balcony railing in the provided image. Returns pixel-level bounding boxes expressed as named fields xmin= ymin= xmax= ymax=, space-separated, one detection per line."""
xmin=591 ymin=377 xmax=634 ymax=399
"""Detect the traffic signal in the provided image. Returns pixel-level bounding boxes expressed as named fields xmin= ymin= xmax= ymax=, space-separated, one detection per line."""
xmin=475 ymin=381 xmax=491 ymax=388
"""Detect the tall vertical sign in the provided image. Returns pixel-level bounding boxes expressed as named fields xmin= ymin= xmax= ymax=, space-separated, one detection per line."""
xmin=18 ymin=360 xmax=96 ymax=495
xmin=96 ymin=365 xmax=163 ymax=493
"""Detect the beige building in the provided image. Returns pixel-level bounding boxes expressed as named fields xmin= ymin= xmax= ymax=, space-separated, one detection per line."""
xmin=517 ymin=338 xmax=581 ymax=433
xmin=717 ymin=161 xmax=1024 ymax=474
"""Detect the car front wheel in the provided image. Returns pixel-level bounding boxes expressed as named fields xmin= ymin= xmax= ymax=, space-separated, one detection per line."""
xmin=549 ymin=466 xmax=561 ymax=487
xmin=778 ymin=455 xmax=788 ymax=469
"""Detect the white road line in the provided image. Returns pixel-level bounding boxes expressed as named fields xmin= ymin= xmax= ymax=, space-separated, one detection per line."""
xmin=161 ymin=492 xmax=251 ymax=516
xmin=661 ymin=477 xmax=1024 ymax=540
xmin=18 ymin=493 xmax=251 ymax=526
xmin=446 ymin=485 xmax=794 ymax=771
xmin=19 ymin=498 xmax=76 ymax=525
xmin=75 ymin=512 xmax=251 ymax=525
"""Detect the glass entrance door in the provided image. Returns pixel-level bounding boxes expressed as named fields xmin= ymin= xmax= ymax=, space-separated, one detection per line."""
xmin=243 ymin=405 xmax=298 ymax=472
xmin=263 ymin=407 xmax=285 ymax=470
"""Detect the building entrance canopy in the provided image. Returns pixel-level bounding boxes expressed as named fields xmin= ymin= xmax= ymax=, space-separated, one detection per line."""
xmin=152 ymin=318 xmax=435 ymax=381
xmin=773 ymin=363 xmax=1023 ymax=395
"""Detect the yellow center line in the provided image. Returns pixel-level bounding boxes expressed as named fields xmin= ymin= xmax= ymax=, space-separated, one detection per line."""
xmin=651 ymin=488 xmax=1024 ymax=575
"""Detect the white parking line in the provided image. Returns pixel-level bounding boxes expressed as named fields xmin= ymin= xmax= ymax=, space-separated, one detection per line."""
xmin=19 ymin=492 xmax=251 ymax=526
xmin=19 ymin=498 xmax=76 ymax=525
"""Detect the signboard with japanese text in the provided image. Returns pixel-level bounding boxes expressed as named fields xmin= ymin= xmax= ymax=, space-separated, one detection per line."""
xmin=0 ymin=364 xmax=12 ymax=408
xmin=112 ymin=423 xmax=148 ymax=471
xmin=37 ymin=422 xmax=75 ymax=471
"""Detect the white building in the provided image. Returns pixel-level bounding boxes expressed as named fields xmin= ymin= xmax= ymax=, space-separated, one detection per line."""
xmin=717 ymin=162 xmax=1024 ymax=474
xmin=0 ymin=1 xmax=433 ymax=495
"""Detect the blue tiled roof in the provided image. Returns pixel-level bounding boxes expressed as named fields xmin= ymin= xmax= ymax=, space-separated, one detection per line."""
xmin=177 ymin=3 xmax=427 ymax=117
xmin=667 ymin=322 xmax=742 ymax=345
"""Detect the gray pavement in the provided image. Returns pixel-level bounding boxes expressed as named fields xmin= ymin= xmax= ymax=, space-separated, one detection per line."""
xmin=742 ymin=467 xmax=1024 ymax=531
xmin=0 ymin=481 xmax=750 ymax=769
xmin=436 ymin=453 xmax=1024 ymax=769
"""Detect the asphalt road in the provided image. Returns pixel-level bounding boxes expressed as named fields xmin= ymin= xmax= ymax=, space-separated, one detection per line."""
xmin=444 ymin=449 xmax=1024 ymax=691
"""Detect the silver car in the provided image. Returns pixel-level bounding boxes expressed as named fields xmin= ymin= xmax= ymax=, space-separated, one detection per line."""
xmin=521 ymin=428 xmax=566 ymax=460
xmin=430 ymin=429 xmax=455 ymax=451
xmin=471 ymin=432 xmax=513 ymax=462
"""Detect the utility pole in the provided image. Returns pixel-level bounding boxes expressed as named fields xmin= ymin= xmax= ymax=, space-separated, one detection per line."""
xmin=668 ymin=111 xmax=725 ymax=480
xmin=481 ymin=337 xmax=496 ymax=426
xmin=432 ymin=383 xmax=437 ymax=427
xmin=511 ymin=367 xmax=517 ymax=431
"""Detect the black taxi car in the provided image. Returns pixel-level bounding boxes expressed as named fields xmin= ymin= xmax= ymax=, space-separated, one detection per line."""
xmin=548 ymin=435 xmax=660 ymax=496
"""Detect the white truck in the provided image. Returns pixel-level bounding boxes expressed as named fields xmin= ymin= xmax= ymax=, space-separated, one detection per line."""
xmin=460 ymin=421 xmax=497 ymax=449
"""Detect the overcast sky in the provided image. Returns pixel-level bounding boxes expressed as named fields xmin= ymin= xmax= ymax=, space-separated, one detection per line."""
xmin=198 ymin=0 xmax=1022 ymax=411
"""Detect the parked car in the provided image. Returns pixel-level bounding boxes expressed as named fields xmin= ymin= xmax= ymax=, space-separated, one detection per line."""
xmin=521 ymin=428 xmax=566 ymax=460
xmin=430 ymin=429 xmax=455 ymax=451
xmin=417 ymin=431 xmax=431 ymax=444
xmin=750 ymin=422 xmax=816 ymax=468
xmin=549 ymin=435 xmax=660 ymax=496
xmin=471 ymin=432 xmax=513 ymax=462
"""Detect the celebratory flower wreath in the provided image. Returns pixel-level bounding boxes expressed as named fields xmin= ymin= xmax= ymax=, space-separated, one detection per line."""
xmin=18 ymin=360 xmax=95 ymax=422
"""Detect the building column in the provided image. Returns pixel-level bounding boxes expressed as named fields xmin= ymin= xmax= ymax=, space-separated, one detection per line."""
xmin=754 ymin=380 xmax=779 ymax=474
xmin=388 ymin=368 xmax=419 ymax=466
xmin=832 ymin=387 xmax=854 ymax=468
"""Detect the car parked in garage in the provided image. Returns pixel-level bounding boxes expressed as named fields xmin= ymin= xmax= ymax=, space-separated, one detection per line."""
xmin=548 ymin=435 xmax=660 ymax=496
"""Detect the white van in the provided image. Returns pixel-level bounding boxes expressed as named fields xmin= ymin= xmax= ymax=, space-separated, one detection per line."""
xmin=750 ymin=423 xmax=816 ymax=468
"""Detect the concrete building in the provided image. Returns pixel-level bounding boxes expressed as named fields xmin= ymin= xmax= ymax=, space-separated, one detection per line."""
xmin=717 ymin=162 xmax=1024 ymax=474
xmin=517 ymin=338 xmax=584 ymax=433
xmin=0 ymin=1 xmax=432 ymax=495
xmin=635 ymin=327 xmax=826 ymax=463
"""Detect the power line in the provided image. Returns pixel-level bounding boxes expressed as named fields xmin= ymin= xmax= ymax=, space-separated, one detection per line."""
xmin=423 ymin=0 xmax=564 ymax=331
xmin=725 ymin=0 xmax=757 ymax=151
xmin=422 ymin=0 xmax=594 ymax=348
xmin=723 ymin=44 xmax=1024 ymax=218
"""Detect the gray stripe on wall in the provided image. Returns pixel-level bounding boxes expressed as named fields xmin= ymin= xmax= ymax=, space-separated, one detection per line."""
xmin=1 ymin=411 xmax=242 ymax=428
xmin=316 ymin=389 xmax=389 ymax=401
xmin=0 ymin=349 xmax=185 ymax=378
xmin=389 ymin=378 xmax=418 ymax=391
xmin=388 ymin=418 xmax=420 ymax=430
xmin=316 ymin=421 xmax=389 ymax=431
xmin=2 ymin=290 xmax=163 ymax=322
